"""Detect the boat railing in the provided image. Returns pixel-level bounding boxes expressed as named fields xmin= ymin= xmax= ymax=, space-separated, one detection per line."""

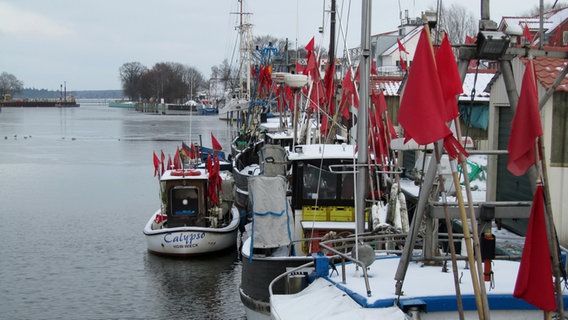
xmin=318 ymin=233 xmax=411 ymax=297
xmin=268 ymin=261 xmax=315 ymax=297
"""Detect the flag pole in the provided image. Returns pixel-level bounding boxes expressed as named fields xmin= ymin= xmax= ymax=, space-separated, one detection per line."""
xmin=434 ymin=144 xmax=465 ymax=320
xmin=536 ymin=137 xmax=565 ymax=318
xmin=422 ymin=18 xmax=488 ymax=319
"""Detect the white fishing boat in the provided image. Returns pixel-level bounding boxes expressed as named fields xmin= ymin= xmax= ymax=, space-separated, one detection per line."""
xmin=144 ymin=162 xmax=239 ymax=257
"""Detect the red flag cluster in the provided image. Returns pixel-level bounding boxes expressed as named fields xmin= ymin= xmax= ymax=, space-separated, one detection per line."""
xmin=206 ymin=154 xmax=222 ymax=206
xmin=369 ymin=90 xmax=397 ymax=163
xmin=303 ymin=37 xmax=325 ymax=112
xmin=339 ymin=68 xmax=358 ymax=119
xmin=152 ymin=146 xmax=187 ymax=176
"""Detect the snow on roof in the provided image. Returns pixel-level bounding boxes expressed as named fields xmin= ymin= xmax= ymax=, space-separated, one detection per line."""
xmin=372 ymin=72 xmax=495 ymax=101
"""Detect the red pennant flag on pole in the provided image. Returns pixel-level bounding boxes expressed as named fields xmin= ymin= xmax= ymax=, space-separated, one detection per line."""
xmin=399 ymin=57 xmax=407 ymax=71
xmin=173 ymin=146 xmax=182 ymax=170
xmin=397 ymin=38 xmax=409 ymax=54
xmin=305 ymin=36 xmax=315 ymax=52
xmin=398 ymin=28 xmax=452 ymax=145
xmin=507 ymin=59 xmax=543 ymax=176
xmin=339 ymin=68 xmax=359 ymax=119
xmin=523 ymin=23 xmax=533 ymax=43
xmin=153 ymin=152 xmax=160 ymax=177
xmin=436 ymin=32 xmax=462 ymax=122
xmin=160 ymin=150 xmax=165 ymax=175
xmin=211 ymin=133 xmax=222 ymax=151
xmin=513 ymin=185 xmax=556 ymax=311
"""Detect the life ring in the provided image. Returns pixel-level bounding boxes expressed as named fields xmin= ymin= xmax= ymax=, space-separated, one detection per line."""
xmin=171 ymin=170 xmax=201 ymax=176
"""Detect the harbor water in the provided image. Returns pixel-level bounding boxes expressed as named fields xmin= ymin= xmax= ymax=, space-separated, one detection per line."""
xmin=0 ymin=102 xmax=246 ymax=319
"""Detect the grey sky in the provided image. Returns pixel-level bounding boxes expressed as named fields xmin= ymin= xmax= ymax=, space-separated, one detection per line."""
xmin=0 ymin=0 xmax=538 ymax=91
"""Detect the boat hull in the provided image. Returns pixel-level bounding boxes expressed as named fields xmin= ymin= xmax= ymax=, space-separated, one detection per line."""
xmin=240 ymin=237 xmax=313 ymax=319
xmin=143 ymin=208 xmax=240 ymax=257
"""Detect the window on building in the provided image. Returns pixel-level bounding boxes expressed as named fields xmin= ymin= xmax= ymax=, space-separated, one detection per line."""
xmin=551 ymin=92 xmax=568 ymax=167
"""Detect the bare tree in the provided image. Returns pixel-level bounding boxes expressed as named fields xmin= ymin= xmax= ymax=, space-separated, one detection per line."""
xmin=0 ymin=72 xmax=24 ymax=97
xmin=119 ymin=62 xmax=147 ymax=101
xmin=525 ymin=1 xmax=568 ymax=15
xmin=438 ymin=3 xmax=477 ymax=45
xmin=182 ymin=66 xmax=206 ymax=100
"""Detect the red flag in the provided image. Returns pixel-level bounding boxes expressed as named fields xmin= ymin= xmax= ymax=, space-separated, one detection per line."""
xmin=323 ymin=63 xmax=336 ymax=115
xmin=398 ymin=29 xmax=452 ymax=145
xmin=523 ymin=23 xmax=533 ymax=43
xmin=399 ymin=57 xmax=407 ymax=71
xmin=190 ymin=143 xmax=197 ymax=159
xmin=173 ymin=146 xmax=182 ymax=170
xmin=295 ymin=61 xmax=304 ymax=74
xmin=513 ymin=185 xmax=556 ymax=311
xmin=167 ymin=155 xmax=172 ymax=170
xmin=507 ymin=60 xmax=542 ymax=176
xmin=303 ymin=46 xmax=325 ymax=111
xmin=371 ymin=59 xmax=378 ymax=75
xmin=160 ymin=150 xmax=165 ymax=175
xmin=305 ymin=36 xmax=315 ymax=52
xmin=436 ymin=32 xmax=462 ymax=122
xmin=397 ymin=38 xmax=409 ymax=54
xmin=465 ymin=35 xmax=476 ymax=44
xmin=211 ymin=133 xmax=222 ymax=151
xmin=153 ymin=152 xmax=160 ymax=177
xmin=339 ymin=68 xmax=359 ymax=119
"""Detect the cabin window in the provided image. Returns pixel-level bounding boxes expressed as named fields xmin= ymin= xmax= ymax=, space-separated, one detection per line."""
xmin=302 ymin=165 xmax=337 ymax=200
xmin=170 ymin=186 xmax=199 ymax=216
xmin=551 ymin=92 xmax=568 ymax=167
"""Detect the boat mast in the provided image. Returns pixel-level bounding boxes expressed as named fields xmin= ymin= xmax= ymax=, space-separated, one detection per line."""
xmin=356 ymin=0 xmax=371 ymax=233
xmin=236 ymin=0 xmax=252 ymax=100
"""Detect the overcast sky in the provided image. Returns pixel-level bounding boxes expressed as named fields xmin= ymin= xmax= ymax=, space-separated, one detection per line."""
xmin=0 ymin=0 xmax=542 ymax=91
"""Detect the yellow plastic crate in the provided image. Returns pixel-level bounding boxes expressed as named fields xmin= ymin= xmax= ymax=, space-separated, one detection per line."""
xmin=302 ymin=205 xmax=328 ymax=221
xmin=329 ymin=206 xmax=354 ymax=222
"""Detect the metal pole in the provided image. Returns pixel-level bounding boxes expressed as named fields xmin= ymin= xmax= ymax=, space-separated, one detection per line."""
xmin=356 ymin=0 xmax=371 ymax=233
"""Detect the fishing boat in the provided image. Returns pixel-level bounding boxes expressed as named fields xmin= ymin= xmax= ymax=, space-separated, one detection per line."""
xmin=269 ymin=1 xmax=568 ymax=319
xmin=144 ymin=153 xmax=239 ymax=257
xmin=197 ymin=99 xmax=218 ymax=115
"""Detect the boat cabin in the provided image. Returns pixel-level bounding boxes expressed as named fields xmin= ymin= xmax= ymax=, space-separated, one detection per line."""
xmin=160 ymin=170 xmax=208 ymax=228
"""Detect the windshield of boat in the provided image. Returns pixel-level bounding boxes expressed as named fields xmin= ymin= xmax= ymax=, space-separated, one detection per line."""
xmin=292 ymin=160 xmax=356 ymax=208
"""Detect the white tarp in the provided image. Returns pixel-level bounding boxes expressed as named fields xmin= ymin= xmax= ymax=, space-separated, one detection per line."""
xmin=248 ymin=175 xmax=292 ymax=248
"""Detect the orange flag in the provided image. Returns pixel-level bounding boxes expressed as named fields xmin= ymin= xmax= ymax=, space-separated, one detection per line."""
xmin=398 ymin=28 xmax=451 ymax=145
xmin=507 ymin=59 xmax=542 ymax=176
xmin=513 ymin=185 xmax=556 ymax=311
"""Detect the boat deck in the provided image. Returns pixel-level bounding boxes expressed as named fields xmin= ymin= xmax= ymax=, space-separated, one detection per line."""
xmin=271 ymin=253 xmax=568 ymax=319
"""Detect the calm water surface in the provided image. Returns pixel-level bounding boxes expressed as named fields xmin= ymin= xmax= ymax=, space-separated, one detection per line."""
xmin=0 ymin=102 xmax=246 ymax=319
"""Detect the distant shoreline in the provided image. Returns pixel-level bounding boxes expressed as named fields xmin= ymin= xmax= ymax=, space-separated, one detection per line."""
xmin=0 ymin=100 xmax=79 ymax=107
